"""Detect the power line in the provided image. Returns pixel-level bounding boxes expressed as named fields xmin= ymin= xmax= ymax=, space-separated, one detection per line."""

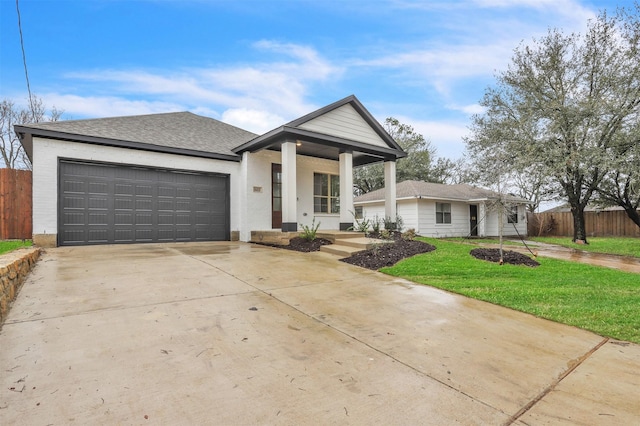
xmin=16 ymin=0 xmax=36 ymax=121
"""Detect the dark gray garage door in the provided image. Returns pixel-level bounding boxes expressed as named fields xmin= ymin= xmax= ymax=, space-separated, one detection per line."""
xmin=59 ymin=160 xmax=230 ymax=246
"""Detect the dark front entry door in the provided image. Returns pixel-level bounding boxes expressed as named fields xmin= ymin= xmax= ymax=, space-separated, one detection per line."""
xmin=272 ymin=163 xmax=282 ymax=229
xmin=470 ymin=205 xmax=478 ymax=236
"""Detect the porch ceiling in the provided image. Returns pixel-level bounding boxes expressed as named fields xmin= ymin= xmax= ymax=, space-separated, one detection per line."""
xmin=232 ymin=126 xmax=406 ymax=166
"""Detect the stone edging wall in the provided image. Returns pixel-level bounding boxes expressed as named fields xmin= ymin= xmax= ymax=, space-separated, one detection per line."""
xmin=0 ymin=247 xmax=41 ymax=326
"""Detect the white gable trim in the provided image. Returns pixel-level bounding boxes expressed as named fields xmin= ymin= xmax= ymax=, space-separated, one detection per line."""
xmin=297 ymin=104 xmax=389 ymax=148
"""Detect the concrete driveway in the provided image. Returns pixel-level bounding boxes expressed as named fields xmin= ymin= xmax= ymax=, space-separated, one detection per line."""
xmin=1 ymin=242 xmax=638 ymax=425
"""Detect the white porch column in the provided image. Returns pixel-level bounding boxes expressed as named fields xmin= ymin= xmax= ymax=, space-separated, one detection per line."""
xmin=339 ymin=151 xmax=354 ymax=231
xmin=384 ymin=160 xmax=396 ymax=220
xmin=479 ymin=202 xmax=486 ymax=237
xmin=281 ymin=141 xmax=297 ymax=232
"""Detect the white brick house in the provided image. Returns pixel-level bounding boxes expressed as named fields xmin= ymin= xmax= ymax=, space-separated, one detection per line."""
xmin=16 ymin=95 xmax=406 ymax=247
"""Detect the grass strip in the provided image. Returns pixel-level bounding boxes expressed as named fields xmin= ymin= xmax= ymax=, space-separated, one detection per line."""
xmin=532 ymin=236 xmax=640 ymax=258
xmin=0 ymin=240 xmax=33 ymax=255
xmin=382 ymin=238 xmax=640 ymax=344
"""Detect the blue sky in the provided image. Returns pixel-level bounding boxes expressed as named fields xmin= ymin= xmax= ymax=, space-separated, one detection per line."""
xmin=0 ymin=0 xmax=627 ymax=159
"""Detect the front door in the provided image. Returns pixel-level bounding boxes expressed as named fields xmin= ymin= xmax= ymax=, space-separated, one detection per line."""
xmin=272 ymin=163 xmax=282 ymax=229
xmin=470 ymin=205 xmax=478 ymax=236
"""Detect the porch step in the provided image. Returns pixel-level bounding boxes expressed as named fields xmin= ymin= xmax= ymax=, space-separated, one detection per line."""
xmin=320 ymin=244 xmax=366 ymax=257
xmin=319 ymin=235 xmax=393 ymax=258
xmin=316 ymin=231 xmax=365 ymax=243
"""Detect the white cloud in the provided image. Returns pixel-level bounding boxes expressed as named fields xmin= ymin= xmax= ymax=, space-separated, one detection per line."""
xmin=55 ymin=41 xmax=340 ymax=125
xmin=395 ymin=115 xmax=470 ymax=160
xmin=447 ymin=103 xmax=486 ymax=115
xmin=42 ymin=93 xmax=184 ymax=119
xmin=351 ymin=0 xmax=599 ymax=102
xmin=221 ymin=108 xmax=285 ymax=134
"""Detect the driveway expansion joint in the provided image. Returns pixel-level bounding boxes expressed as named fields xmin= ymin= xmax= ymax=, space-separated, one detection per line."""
xmin=504 ymin=337 xmax=610 ymax=425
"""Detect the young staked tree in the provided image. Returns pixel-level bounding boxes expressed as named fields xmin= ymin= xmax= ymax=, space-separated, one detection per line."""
xmin=353 ymin=117 xmax=441 ymax=194
xmin=466 ymin=4 xmax=640 ymax=243
xmin=0 ymin=96 xmax=63 ymax=169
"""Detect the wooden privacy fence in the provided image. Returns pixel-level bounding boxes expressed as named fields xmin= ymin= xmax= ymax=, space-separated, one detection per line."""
xmin=528 ymin=210 xmax=640 ymax=238
xmin=0 ymin=169 xmax=32 ymax=240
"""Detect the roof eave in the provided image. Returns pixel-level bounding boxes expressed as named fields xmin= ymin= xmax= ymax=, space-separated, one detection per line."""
xmin=15 ymin=126 xmax=241 ymax=162
xmin=233 ymin=126 xmax=406 ymax=161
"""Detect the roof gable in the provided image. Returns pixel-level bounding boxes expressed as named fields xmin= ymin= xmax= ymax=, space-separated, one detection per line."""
xmin=296 ymin=104 xmax=390 ymax=149
xmin=232 ymin=95 xmax=406 ymax=165
xmin=286 ymin=95 xmax=402 ymax=151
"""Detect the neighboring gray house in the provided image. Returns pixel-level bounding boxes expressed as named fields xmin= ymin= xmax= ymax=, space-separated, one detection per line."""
xmin=354 ymin=180 xmax=529 ymax=238
xmin=16 ymin=95 xmax=406 ymax=247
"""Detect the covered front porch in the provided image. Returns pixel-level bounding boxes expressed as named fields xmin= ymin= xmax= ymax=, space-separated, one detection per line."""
xmin=232 ymin=95 xmax=407 ymax=240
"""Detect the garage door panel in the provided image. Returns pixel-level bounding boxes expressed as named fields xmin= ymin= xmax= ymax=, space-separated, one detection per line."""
xmin=59 ymin=161 xmax=229 ymax=246
xmin=158 ymin=186 xmax=175 ymax=197
xmin=115 ymin=197 xmax=134 ymax=210
xmin=63 ymin=196 xmax=85 ymax=209
xmin=88 ymin=212 xmax=108 ymax=225
xmin=135 ymin=199 xmax=153 ymax=210
xmin=115 ymin=211 xmax=133 ymax=223
xmin=114 ymin=229 xmax=134 ymax=242
xmin=64 ymin=229 xmax=86 ymax=244
xmin=64 ymin=211 xmax=86 ymax=225
xmin=87 ymin=229 xmax=108 ymax=242
xmin=115 ymin=183 xmax=134 ymax=195
xmin=64 ymin=179 xmax=85 ymax=193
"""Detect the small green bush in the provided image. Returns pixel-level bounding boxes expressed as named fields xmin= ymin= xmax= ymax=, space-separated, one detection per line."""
xmin=300 ymin=218 xmax=320 ymax=241
xmin=371 ymin=216 xmax=381 ymax=234
xmin=383 ymin=215 xmax=404 ymax=232
xmin=402 ymin=228 xmax=417 ymax=241
xmin=348 ymin=211 xmax=371 ymax=232
xmin=380 ymin=229 xmax=392 ymax=240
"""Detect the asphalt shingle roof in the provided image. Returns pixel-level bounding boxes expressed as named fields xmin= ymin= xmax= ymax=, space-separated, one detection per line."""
xmin=19 ymin=111 xmax=258 ymax=158
xmin=354 ymin=180 xmax=529 ymax=203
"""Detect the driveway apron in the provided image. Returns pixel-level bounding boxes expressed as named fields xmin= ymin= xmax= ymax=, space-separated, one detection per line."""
xmin=1 ymin=242 xmax=638 ymax=425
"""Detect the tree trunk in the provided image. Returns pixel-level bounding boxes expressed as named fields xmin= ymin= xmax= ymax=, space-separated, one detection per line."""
xmin=571 ymin=204 xmax=588 ymax=243
xmin=622 ymin=206 xmax=640 ymax=230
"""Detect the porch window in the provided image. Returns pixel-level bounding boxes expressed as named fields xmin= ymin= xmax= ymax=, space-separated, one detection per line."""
xmin=314 ymin=173 xmax=339 ymax=213
xmin=436 ymin=202 xmax=451 ymax=224
xmin=508 ymin=205 xmax=518 ymax=223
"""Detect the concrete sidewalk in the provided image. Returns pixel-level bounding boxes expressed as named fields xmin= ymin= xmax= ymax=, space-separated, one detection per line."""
xmin=505 ymin=239 xmax=640 ymax=274
xmin=1 ymin=242 xmax=638 ymax=424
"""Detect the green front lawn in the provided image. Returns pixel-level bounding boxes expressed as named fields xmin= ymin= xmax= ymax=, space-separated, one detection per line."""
xmin=383 ymin=238 xmax=640 ymax=344
xmin=0 ymin=240 xmax=32 ymax=255
xmin=531 ymin=236 xmax=640 ymax=258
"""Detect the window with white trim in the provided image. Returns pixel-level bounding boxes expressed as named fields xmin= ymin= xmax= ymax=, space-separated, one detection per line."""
xmin=314 ymin=173 xmax=340 ymax=213
xmin=436 ymin=202 xmax=451 ymax=224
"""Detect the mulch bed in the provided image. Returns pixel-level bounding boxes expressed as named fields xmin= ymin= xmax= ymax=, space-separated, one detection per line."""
xmin=340 ymin=238 xmax=436 ymax=270
xmin=470 ymin=248 xmax=540 ymax=267
xmin=275 ymin=236 xmax=332 ymax=252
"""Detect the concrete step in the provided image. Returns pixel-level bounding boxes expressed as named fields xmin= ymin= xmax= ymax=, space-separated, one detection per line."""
xmin=316 ymin=231 xmax=365 ymax=243
xmin=336 ymin=237 xmax=393 ymax=250
xmin=320 ymin=244 xmax=365 ymax=257
xmin=320 ymin=237 xmax=394 ymax=257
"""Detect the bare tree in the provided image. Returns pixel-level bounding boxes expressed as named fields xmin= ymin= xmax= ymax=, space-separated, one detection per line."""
xmin=354 ymin=117 xmax=454 ymax=194
xmin=0 ymin=96 xmax=63 ymax=169
xmin=512 ymin=166 xmax=558 ymax=213
xmin=466 ymin=4 xmax=640 ymax=243
xmin=595 ymin=130 xmax=640 ymax=229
